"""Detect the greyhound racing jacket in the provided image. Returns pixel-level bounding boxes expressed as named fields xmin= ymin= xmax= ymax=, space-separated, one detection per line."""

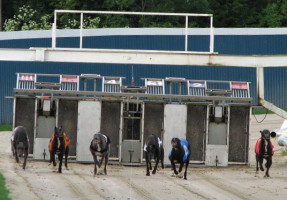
xmin=48 ymin=132 xmax=71 ymax=152
xmin=169 ymin=138 xmax=190 ymax=162
xmin=255 ymin=138 xmax=274 ymax=155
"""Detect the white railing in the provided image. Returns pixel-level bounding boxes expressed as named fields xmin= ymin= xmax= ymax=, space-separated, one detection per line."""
xmin=52 ymin=10 xmax=214 ymax=53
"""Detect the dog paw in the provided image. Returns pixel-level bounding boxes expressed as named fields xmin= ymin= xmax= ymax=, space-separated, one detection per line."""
xmin=171 ymin=173 xmax=177 ymax=177
xmin=177 ymin=172 xmax=183 ymax=179
xmin=264 ymin=174 xmax=271 ymax=178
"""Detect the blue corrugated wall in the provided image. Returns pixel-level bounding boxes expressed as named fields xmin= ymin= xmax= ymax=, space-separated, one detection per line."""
xmin=0 ymin=30 xmax=287 ymax=124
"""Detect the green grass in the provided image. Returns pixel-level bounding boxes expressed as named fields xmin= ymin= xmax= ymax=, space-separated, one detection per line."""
xmin=252 ymin=108 xmax=274 ymax=115
xmin=0 ymin=124 xmax=12 ymax=131
xmin=0 ymin=173 xmax=11 ymax=200
xmin=281 ymin=148 xmax=287 ymax=156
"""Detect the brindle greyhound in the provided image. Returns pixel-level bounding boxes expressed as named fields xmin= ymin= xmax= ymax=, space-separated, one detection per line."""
xmin=169 ymin=137 xmax=190 ymax=180
xmin=255 ymin=129 xmax=274 ymax=177
xmin=11 ymin=126 xmax=29 ymax=170
xmin=143 ymin=134 xmax=164 ymax=176
xmin=49 ymin=126 xmax=70 ymax=173
xmin=90 ymin=132 xmax=111 ymax=176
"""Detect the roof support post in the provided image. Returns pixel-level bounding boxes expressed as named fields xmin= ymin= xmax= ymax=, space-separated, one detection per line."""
xmin=256 ymin=66 xmax=264 ymax=105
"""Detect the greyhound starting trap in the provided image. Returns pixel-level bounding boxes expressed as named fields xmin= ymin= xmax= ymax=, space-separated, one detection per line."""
xmin=13 ymin=72 xmax=252 ymax=166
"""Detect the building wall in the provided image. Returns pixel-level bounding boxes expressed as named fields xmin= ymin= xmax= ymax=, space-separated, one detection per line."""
xmin=1 ymin=28 xmax=287 ymax=124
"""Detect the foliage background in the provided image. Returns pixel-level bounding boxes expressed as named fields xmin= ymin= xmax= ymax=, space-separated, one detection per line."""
xmin=2 ymin=0 xmax=287 ymax=31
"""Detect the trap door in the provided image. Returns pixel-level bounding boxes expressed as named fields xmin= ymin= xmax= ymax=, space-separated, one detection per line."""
xmin=58 ymin=100 xmax=78 ymax=156
xmin=121 ymin=102 xmax=143 ymax=164
xmin=205 ymin=105 xmax=229 ymax=166
xmin=33 ymin=99 xmax=57 ymax=160
xmin=14 ymin=97 xmax=36 ymax=154
xmin=186 ymin=105 xmax=207 ymax=162
xmin=77 ymin=101 xmax=101 ymax=162
xmin=163 ymin=104 xmax=187 ymax=165
xmin=100 ymin=101 xmax=121 ymax=158
xmin=228 ymin=106 xmax=250 ymax=164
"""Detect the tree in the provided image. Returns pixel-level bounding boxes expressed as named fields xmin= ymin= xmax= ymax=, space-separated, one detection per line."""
xmin=3 ymin=5 xmax=52 ymax=31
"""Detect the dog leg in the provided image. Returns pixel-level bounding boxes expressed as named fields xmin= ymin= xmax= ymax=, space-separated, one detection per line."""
xmin=178 ymin=162 xmax=184 ymax=173
xmin=58 ymin=153 xmax=63 ymax=173
xmin=91 ymin=153 xmax=99 ymax=175
xmin=145 ymin=153 xmax=150 ymax=176
xmin=64 ymin=147 xmax=69 ymax=169
xmin=152 ymin=155 xmax=159 ymax=174
xmin=170 ymin=160 xmax=178 ymax=175
xmin=255 ymin=155 xmax=259 ymax=177
xmin=104 ymin=155 xmax=108 ymax=175
xmin=50 ymin=152 xmax=57 ymax=167
xmin=184 ymin=159 xmax=189 ymax=180
xmin=265 ymin=158 xmax=272 ymax=178
xmin=23 ymin=148 xmax=28 ymax=170
xmin=258 ymin=157 xmax=264 ymax=171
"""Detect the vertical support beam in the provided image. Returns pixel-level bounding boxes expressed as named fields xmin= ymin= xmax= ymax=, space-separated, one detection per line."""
xmin=185 ymin=16 xmax=188 ymax=51
xmin=52 ymin=23 xmax=56 ymax=48
xmin=140 ymin=102 xmax=145 ymax=163
xmin=52 ymin=11 xmax=57 ymax=48
xmin=210 ymin=16 xmax=214 ymax=53
xmin=256 ymin=66 xmax=264 ymax=105
xmin=80 ymin=13 xmax=83 ymax=49
xmin=119 ymin=102 xmax=124 ymax=163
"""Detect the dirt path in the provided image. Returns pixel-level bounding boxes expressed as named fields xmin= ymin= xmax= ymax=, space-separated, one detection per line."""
xmin=1 ymin=114 xmax=287 ymax=200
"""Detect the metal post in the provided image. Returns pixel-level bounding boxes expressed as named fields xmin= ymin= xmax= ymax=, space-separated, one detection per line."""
xmin=80 ymin=13 xmax=83 ymax=49
xmin=210 ymin=16 xmax=214 ymax=53
xmin=52 ymin=23 xmax=56 ymax=48
xmin=52 ymin=11 xmax=57 ymax=48
xmin=185 ymin=16 xmax=188 ymax=51
xmin=257 ymin=66 xmax=264 ymax=105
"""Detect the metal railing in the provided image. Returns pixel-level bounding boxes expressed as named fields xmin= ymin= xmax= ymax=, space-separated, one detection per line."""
xmin=52 ymin=10 xmax=214 ymax=53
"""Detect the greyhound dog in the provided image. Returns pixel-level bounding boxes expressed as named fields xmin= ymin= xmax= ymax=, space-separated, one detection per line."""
xmin=255 ymin=129 xmax=274 ymax=177
xmin=90 ymin=132 xmax=111 ymax=176
xmin=11 ymin=126 xmax=29 ymax=170
xmin=49 ymin=126 xmax=71 ymax=173
xmin=169 ymin=137 xmax=190 ymax=180
xmin=143 ymin=134 xmax=164 ymax=176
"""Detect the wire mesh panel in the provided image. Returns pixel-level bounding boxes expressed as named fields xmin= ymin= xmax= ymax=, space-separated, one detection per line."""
xmin=58 ymin=100 xmax=78 ymax=156
xmin=16 ymin=73 xmax=36 ymax=89
xmin=187 ymin=80 xmax=206 ymax=96
xmin=102 ymin=77 xmax=123 ymax=93
xmin=231 ymin=82 xmax=250 ymax=98
xmin=186 ymin=105 xmax=207 ymax=162
xmin=14 ymin=97 xmax=35 ymax=154
xmin=144 ymin=78 xmax=165 ymax=94
xmin=101 ymin=101 xmax=121 ymax=158
xmin=228 ymin=106 xmax=250 ymax=163
xmin=60 ymin=75 xmax=79 ymax=91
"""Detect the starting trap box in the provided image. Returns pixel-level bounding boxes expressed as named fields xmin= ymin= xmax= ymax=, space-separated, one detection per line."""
xmin=13 ymin=73 xmax=252 ymax=166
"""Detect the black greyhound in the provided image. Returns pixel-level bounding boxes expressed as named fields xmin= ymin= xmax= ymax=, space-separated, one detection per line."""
xmin=143 ymin=134 xmax=164 ymax=176
xmin=11 ymin=126 xmax=29 ymax=170
xmin=169 ymin=137 xmax=190 ymax=180
xmin=255 ymin=129 xmax=274 ymax=177
xmin=90 ymin=132 xmax=111 ymax=176
xmin=49 ymin=126 xmax=70 ymax=173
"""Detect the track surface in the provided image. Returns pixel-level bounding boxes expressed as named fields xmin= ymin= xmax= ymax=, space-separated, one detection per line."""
xmin=1 ymin=114 xmax=287 ymax=200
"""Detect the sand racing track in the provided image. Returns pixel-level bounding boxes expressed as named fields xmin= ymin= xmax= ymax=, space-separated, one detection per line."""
xmin=1 ymin=114 xmax=287 ymax=200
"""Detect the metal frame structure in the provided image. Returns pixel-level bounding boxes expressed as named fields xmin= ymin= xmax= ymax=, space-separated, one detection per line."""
xmin=52 ymin=10 xmax=214 ymax=52
xmin=13 ymin=72 xmax=252 ymax=165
